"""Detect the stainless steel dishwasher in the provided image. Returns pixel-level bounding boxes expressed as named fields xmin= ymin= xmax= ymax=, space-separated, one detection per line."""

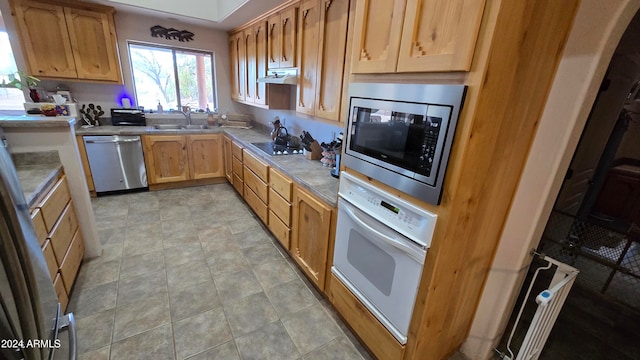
xmin=83 ymin=135 xmax=148 ymax=193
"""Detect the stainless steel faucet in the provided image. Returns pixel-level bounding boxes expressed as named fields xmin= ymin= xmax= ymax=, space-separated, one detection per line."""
xmin=173 ymin=107 xmax=191 ymax=125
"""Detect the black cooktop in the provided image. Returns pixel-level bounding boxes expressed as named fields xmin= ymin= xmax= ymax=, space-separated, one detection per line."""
xmin=252 ymin=142 xmax=305 ymax=156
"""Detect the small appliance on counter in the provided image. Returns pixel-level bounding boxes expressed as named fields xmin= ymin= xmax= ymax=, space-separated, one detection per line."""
xmin=111 ymin=108 xmax=146 ymax=126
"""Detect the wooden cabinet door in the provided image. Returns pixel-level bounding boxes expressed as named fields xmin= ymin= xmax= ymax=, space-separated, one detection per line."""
xmin=254 ymin=22 xmax=268 ymax=105
xmin=229 ymin=35 xmax=240 ymax=100
xmin=11 ymin=0 xmax=77 ymax=78
xmin=223 ymin=135 xmax=233 ymax=183
xmin=315 ymin=0 xmax=350 ymax=121
xmin=187 ymin=134 xmax=224 ymax=180
xmin=280 ymin=6 xmax=297 ymax=68
xmin=351 ymin=0 xmax=405 ymax=73
xmin=230 ymin=32 xmax=246 ymax=101
xmin=397 ymin=0 xmax=485 ymax=72
xmin=244 ymin=29 xmax=256 ymax=103
xmin=267 ymin=13 xmax=281 ymax=69
xmin=64 ymin=7 xmax=122 ymax=82
xmin=296 ymin=0 xmax=321 ymax=116
xmin=291 ymin=186 xmax=332 ymax=290
xmin=142 ymin=135 xmax=189 ymax=184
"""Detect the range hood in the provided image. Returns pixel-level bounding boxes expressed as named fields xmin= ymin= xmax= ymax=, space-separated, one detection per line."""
xmin=257 ymin=70 xmax=297 ymax=85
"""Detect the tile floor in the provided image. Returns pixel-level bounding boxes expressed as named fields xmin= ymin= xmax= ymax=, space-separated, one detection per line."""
xmin=69 ymin=184 xmax=373 ymax=360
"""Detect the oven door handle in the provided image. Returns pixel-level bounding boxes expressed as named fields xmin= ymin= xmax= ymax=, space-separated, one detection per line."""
xmin=340 ymin=200 xmax=426 ymax=263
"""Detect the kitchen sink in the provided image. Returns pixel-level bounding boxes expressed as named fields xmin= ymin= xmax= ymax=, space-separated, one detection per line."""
xmin=153 ymin=124 xmax=210 ymax=130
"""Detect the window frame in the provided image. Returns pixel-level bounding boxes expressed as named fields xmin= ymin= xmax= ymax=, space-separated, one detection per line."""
xmin=127 ymin=40 xmax=218 ymax=112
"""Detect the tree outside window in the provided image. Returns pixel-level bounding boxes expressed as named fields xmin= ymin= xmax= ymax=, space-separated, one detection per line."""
xmin=129 ymin=43 xmax=215 ymax=112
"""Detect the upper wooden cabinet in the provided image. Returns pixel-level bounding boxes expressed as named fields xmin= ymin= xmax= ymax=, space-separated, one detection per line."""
xmin=230 ymin=32 xmax=246 ymax=101
xmin=10 ymin=0 xmax=122 ymax=83
xmin=297 ymin=0 xmax=350 ymax=122
xmin=230 ymin=24 xmax=291 ymax=109
xmin=351 ymin=0 xmax=486 ymax=73
xmin=244 ymin=22 xmax=268 ymax=106
xmin=267 ymin=5 xmax=298 ymax=69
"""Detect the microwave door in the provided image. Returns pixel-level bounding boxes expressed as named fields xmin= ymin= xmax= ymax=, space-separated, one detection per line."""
xmin=0 ymin=138 xmax=62 ymax=360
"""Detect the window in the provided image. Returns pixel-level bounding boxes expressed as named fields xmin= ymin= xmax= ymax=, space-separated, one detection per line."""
xmin=0 ymin=25 xmax=25 ymax=111
xmin=128 ymin=42 xmax=216 ymax=112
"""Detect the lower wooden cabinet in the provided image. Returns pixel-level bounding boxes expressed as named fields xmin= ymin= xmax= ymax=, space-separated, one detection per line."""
xmin=223 ymin=134 xmax=233 ymax=182
xmin=142 ymin=134 xmax=224 ymax=185
xmin=290 ymin=185 xmax=333 ymax=290
xmin=32 ymin=175 xmax=84 ymax=312
xmin=188 ymin=134 xmax=224 ymax=179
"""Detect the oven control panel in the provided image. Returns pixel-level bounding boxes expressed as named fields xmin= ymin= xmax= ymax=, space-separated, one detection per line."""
xmin=338 ymin=172 xmax=437 ymax=247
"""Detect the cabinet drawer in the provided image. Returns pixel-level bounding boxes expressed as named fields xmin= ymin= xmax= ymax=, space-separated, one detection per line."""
xmin=243 ymin=151 xmax=269 ymax=182
xmin=50 ymin=202 xmax=79 ymax=265
xmin=269 ymin=188 xmax=291 ymax=225
xmin=244 ymin=166 xmax=268 ymax=203
xmin=269 ymin=168 xmax=292 ymax=201
xmin=39 ymin=176 xmax=71 ymax=232
xmin=31 ymin=208 xmax=48 ymax=247
xmin=232 ymin=156 xmax=244 ymax=178
xmin=233 ymin=173 xmax=244 ymax=195
xmin=42 ymin=239 xmax=58 ymax=280
xmin=244 ymin=184 xmax=268 ymax=224
xmin=268 ymin=210 xmax=290 ymax=249
xmin=60 ymin=229 xmax=84 ymax=294
xmin=53 ymin=273 xmax=68 ymax=312
xmin=232 ymin=141 xmax=244 ymax=160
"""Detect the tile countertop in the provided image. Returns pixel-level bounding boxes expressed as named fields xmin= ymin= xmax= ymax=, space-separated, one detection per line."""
xmin=77 ymin=125 xmax=340 ymax=206
xmin=0 ymin=115 xmax=76 ymax=128
xmin=13 ymin=151 xmax=63 ymax=208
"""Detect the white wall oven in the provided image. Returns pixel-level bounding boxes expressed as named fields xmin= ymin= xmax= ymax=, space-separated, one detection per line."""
xmin=343 ymin=83 xmax=466 ymax=205
xmin=332 ymin=172 xmax=437 ymax=344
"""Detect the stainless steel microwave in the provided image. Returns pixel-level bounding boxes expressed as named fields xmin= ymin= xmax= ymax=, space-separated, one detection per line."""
xmin=343 ymin=83 xmax=467 ymax=205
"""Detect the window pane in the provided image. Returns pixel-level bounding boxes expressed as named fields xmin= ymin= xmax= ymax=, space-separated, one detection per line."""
xmin=130 ymin=44 xmax=176 ymax=110
xmin=176 ymin=51 xmax=213 ymax=112
xmin=0 ymin=31 xmax=24 ymax=110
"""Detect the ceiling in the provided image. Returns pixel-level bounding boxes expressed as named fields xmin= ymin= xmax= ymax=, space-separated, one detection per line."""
xmin=96 ymin=0 xmax=288 ymax=30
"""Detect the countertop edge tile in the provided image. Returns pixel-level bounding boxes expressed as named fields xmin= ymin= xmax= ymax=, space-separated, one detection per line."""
xmin=17 ymin=164 xmax=63 ymax=208
xmin=0 ymin=116 xmax=76 ymax=128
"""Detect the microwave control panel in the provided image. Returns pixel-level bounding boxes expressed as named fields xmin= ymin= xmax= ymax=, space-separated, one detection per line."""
xmin=418 ymin=116 xmax=443 ymax=176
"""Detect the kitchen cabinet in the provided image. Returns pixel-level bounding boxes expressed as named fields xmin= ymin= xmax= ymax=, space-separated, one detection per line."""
xmin=143 ymin=134 xmax=224 ymax=185
xmin=143 ymin=135 xmax=190 ymax=184
xmin=267 ymin=5 xmax=298 ymax=69
xmin=223 ymin=135 xmax=233 ymax=183
xmin=291 ymin=185 xmax=333 ymax=290
xmin=296 ymin=0 xmax=350 ymax=122
xmin=31 ymin=175 xmax=84 ymax=311
xmin=244 ymin=22 xmax=272 ymax=105
xmin=188 ymin=134 xmax=224 ymax=180
xmin=268 ymin=168 xmax=293 ymax=249
xmin=351 ymin=0 xmax=486 ymax=73
xmin=231 ymin=141 xmax=244 ymax=195
xmin=243 ymin=150 xmax=270 ymax=224
xmin=10 ymin=0 xmax=122 ymax=83
xmin=230 ymin=32 xmax=246 ymax=101
xmin=230 ymin=22 xmax=291 ymax=109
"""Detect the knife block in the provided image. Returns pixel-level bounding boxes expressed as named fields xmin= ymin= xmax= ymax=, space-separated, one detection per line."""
xmin=305 ymin=140 xmax=323 ymax=160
